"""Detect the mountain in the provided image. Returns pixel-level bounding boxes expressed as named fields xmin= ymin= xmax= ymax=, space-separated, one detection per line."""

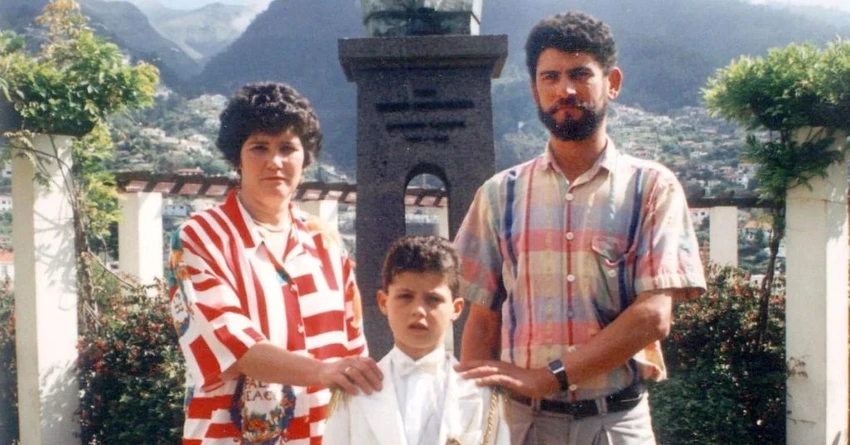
xmin=193 ymin=0 xmax=365 ymax=169
xmin=144 ymin=3 xmax=252 ymax=63
xmin=0 ymin=0 xmax=202 ymax=87
xmin=189 ymin=0 xmax=847 ymax=175
xmin=101 ymin=0 xmax=258 ymax=63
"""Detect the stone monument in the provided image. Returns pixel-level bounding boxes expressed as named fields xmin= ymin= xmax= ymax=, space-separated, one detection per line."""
xmin=360 ymin=0 xmax=483 ymax=37
xmin=341 ymin=0 xmax=506 ymax=358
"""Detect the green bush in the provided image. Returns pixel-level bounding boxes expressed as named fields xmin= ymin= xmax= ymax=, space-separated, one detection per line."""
xmin=77 ymin=277 xmax=184 ymax=444
xmin=0 ymin=285 xmax=18 ymax=443
xmin=0 ymin=271 xmax=185 ymax=444
xmin=650 ymin=265 xmax=786 ymax=444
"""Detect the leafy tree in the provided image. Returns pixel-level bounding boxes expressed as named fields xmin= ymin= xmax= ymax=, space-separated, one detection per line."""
xmin=703 ymin=40 xmax=850 ymax=347
xmin=0 ymin=0 xmax=159 ymax=328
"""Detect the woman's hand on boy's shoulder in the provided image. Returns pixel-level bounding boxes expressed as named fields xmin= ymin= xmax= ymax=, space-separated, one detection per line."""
xmin=454 ymin=360 xmax=558 ymax=398
xmin=320 ymin=355 xmax=383 ymax=395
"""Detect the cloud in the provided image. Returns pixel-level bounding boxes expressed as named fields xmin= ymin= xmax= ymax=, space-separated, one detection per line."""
xmin=232 ymin=0 xmax=273 ymax=32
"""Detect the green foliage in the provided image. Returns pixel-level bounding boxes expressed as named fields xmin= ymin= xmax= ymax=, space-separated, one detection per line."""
xmin=704 ymin=40 xmax=850 ymax=132
xmin=0 ymin=285 xmax=17 ymax=443
xmin=0 ymin=0 xmax=159 ymax=136
xmin=0 ymin=268 xmax=185 ymax=444
xmin=703 ymin=38 xmax=849 ymax=345
xmin=77 ymin=283 xmax=185 ymax=443
xmin=73 ymin=125 xmax=120 ymax=256
xmin=650 ymin=265 xmax=785 ymax=444
xmin=742 ymin=130 xmax=844 ymax=204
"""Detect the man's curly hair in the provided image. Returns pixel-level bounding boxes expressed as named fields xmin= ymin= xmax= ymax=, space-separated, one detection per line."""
xmin=525 ymin=11 xmax=617 ymax=79
xmin=216 ymin=81 xmax=322 ymax=168
xmin=381 ymin=235 xmax=460 ymax=298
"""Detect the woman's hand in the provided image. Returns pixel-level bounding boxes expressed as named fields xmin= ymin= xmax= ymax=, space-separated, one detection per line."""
xmin=321 ymin=355 xmax=383 ymax=395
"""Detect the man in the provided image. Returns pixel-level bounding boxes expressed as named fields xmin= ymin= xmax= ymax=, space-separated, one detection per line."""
xmin=453 ymin=12 xmax=706 ymax=444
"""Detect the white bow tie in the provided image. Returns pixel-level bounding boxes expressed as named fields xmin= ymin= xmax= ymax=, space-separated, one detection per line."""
xmin=396 ymin=355 xmax=440 ymax=378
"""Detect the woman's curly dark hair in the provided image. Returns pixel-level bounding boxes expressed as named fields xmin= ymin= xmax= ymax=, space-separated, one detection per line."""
xmin=525 ymin=11 xmax=618 ymax=79
xmin=381 ymin=235 xmax=460 ymax=298
xmin=216 ymin=81 xmax=322 ymax=168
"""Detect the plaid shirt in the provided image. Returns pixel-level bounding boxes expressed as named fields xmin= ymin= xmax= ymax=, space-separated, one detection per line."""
xmin=169 ymin=190 xmax=367 ymax=444
xmin=454 ymin=141 xmax=706 ymax=402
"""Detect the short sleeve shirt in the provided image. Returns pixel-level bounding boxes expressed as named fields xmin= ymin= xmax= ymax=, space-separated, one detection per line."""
xmin=169 ymin=190 xmax=367 ymax=444
xmin=453 ymin=141 xmax=706 ymax=402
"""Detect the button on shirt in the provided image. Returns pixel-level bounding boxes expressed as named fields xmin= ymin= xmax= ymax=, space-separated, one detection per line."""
xmin=454 ymin=142 xmax=706 ymax=402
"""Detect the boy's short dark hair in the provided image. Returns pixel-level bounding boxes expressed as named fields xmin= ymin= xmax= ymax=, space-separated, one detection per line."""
xmin=216 ymin=81 xmax=322 ymax=169
xmin=525 ymin=11 xmax=618 ymax=79
xmin=381 ymin=235 xmax=460 ymax=298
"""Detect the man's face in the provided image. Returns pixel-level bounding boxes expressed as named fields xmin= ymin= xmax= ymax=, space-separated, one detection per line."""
xmin=532 ymin=48 xmax=621 ymax=141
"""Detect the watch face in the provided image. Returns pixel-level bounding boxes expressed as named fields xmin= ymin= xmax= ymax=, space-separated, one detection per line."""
xmin=548 ymin=359 xmax=564 ymax=373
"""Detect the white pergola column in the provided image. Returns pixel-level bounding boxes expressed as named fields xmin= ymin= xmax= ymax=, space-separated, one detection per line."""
xmin=298 ymin=200 xmax=339 ymax=234
xmin=709 ymin=206 xmax=738 ymax=267
xmin=785 ymin=133 xmax=848 ymax=444
xmin=118 ymin=192 xmax=163 ymax=286
xmin=12 ymin=134 xmax=79 ymax=444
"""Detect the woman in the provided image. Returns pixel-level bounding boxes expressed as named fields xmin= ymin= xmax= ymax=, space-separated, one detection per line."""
xmin=169 ymin=82 xmax=382 ymax=444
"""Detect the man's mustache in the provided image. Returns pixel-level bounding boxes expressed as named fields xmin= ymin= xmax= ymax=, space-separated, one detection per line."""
xmin=547 ymin=97 xmax=590 ymax=114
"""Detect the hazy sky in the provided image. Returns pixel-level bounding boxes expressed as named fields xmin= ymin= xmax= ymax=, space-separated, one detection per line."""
xmin=166 ymin=0 xmax=850 ymax=11
xmin=167 ymin=0 xmax=272 ymax=10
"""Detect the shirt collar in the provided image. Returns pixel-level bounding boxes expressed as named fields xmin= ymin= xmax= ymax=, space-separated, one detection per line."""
xmin=225 ymin=188 xmax=303 ymax=255
xmin=541 ymin=138 xmax=621 ymax=180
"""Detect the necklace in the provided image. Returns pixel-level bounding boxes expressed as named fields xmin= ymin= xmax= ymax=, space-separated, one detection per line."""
xmin=251 ymin=218 xmax=289 ymax=233
xmin=237 ymin=191 xmax=291 ymax=233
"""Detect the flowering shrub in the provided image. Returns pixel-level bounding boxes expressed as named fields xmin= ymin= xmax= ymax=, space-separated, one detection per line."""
xmin=0 ymin=273 xmax=185 ymax=444
xmin=77 ymin=279 xmax=185 ymax=444
xmin=650 ymin=265 xmax=786 ymax=444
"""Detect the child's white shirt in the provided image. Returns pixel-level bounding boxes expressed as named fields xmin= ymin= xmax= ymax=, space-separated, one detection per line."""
xmin=388 ymin=346 xmax=448 ymax=445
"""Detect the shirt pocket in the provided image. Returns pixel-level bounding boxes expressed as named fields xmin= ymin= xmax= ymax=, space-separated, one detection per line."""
xmin=590 ymin=235 xmax=636 ymax=324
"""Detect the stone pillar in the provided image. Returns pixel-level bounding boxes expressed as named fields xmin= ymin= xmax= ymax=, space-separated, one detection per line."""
xmin=12 ymin=133 xmax=79 ymax=444
xmin=709 ymin=206 xmax=738 ymax=267
xmin=340 ymin=35 xmax=507 ymax=358
xmin=785 ymin=131 xmax=848 ymax=444
xmin=297 ymin=200 xmax=339 ymax=233
xmin=118 ymin=192 xmax=163 ymax=286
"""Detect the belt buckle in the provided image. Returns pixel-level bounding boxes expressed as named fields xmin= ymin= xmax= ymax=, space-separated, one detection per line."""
xmin=530 ymin=397 xmax=541 ymax=413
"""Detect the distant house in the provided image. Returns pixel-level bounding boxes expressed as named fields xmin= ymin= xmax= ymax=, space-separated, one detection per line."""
xmin=187 ymin=134 xmax=210 ymax=144
xmin=690 ymin=208 xmax=710 ymax=223
xmin=0 ymin=195 xmax=11 ymax=212
xmin=140 ymin=127 xmax=166 ymax=139
xmin=743 ymin=220 xmax=772 ymax=241
xmin=0 ymin=250 xmax=13 ymax=286
xmin=163 ymin=200 xmax=191 ymax=218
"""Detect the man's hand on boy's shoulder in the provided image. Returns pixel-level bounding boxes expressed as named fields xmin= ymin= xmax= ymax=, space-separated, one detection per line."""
xmin=454 ymin=360 xmax=559 ymax=398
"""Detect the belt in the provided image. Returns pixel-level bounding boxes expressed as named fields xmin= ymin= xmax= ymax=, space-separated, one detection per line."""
xmin=510 ymin=382 xmax=645 ymax=419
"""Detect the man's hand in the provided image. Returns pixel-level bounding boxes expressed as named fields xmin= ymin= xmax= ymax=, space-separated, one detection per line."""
xmin=455 ymin=360 xmax=559 ymax=398
xmin=320 ymin=355 xmax=383 ymax=395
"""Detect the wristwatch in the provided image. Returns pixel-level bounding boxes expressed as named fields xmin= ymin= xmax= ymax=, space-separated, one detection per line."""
xmin=547 ymin=359 xmax=570 ymax=392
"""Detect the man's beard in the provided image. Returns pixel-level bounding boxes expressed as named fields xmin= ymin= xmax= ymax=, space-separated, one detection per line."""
xmin=537 ymin=98 xmax=606 ymax=141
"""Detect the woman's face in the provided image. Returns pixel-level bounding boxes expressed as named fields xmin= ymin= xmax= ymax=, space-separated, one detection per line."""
xmin=238 ymin=128 xmax=304 ymax=205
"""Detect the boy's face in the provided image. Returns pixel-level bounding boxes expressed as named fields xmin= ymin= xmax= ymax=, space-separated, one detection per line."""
xmin=378 ymin=271 xmax=464 ymax=360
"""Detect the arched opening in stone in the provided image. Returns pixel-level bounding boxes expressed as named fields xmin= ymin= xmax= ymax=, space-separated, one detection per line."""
xmin=404 ymin=163 xmax=449 ymax=238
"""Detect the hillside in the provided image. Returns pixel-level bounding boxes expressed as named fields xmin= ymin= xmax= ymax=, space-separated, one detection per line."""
xmin=190 ymin=0 xmax=848 ymax=175
xmin=0 ymin=0 xmax=202 ymax=86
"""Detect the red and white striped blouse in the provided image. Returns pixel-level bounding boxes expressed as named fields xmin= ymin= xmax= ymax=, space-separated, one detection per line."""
xmin=169 ymin=190 xmax=367 ymax=444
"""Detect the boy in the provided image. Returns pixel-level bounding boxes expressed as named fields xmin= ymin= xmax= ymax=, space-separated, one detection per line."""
xmin=324 ymin=236 xmax=510 ymax=445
